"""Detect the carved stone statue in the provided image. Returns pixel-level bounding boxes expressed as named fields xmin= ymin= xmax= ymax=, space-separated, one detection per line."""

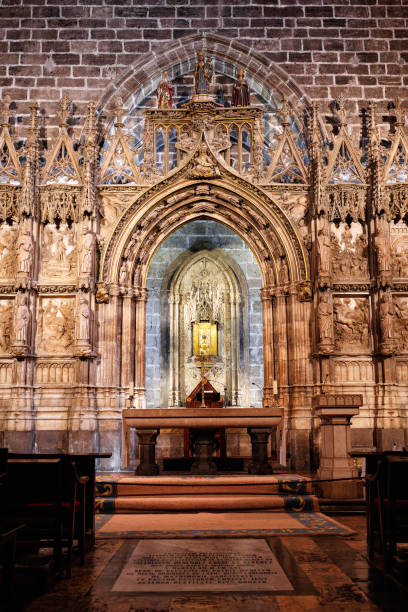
xmin=14 ymin=293 xmax=30 ymax=343
xmin=316 ymin=227 xmax=331 ymax=275
xmin=374 ymin=229 xmax=391 ymax=273
xmin=317 ymin=293 xmax=333 ymax=345
xmin=77 ymin=295 xmax=90 ymax=340
xmin=190 ymin=144 xmax=221 ymax=179
xmin=157 ymin=71 xmax=173 ymax=109
xmin=231 ymin=68 xmax=250 ymax=106
xmin=119 ymin=259 xmax=129 ymax=285
xmin=17 ymin=232 xmax=33 ymax=274
xmin=194 ymin=52 xmax=213 ymax=95
xmin=80 ymin=228 xmax=95 ymax=275
xmin=55 ymin=234 xmax=65 ymax=262
xmin=379 ymin=292 xmax=394 ymax=341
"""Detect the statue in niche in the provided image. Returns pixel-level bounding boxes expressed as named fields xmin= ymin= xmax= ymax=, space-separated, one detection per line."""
xmin=77 ymin=295 xmax=90 ymax=341
xmin=157 ymin=71 xmax=173 ymax=109
xmin=0 ymin=226 xmax=17 ymax=278
xmin=374 ymin=229 xmax=391 ymax=273
xmin=194 ymin=52 xmax=213 ymax=95
xmin=0 ymin=302 xmax=12 ymax=352
xmin=317 ymin=293 xmax=333 ymax=346
xmin=334 ymin=298 xmax=369 ymax=347
xmin=276 ymin=255 xmax=289 ymax=284
xmin=231 ymin=68 xmax=250 ymax=106
xmin=119 ymin=259 xmax=129 ymax=285
xmin=190 ymin=143 xmax=221 ymax=179
xmin=80 ymin=228 xmax=95 ymax=275
xmin=17 ymin=231 xmax=33 ymax=274
xmin=14 ymin=293 xmax=30 ymax=343
xmin=38 ymin=299 xmax=73 ymax=353
xmin=316 ymin=227 xmax=331 ymax=276
xmin=379 ymin=292 xmax=395 ymax=342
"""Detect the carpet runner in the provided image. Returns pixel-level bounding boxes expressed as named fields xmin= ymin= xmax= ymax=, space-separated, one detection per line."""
xmin=95 ymin=473 xmax=319 ymax=514
xmin=95 ymin=511 xmax=355 ymax=538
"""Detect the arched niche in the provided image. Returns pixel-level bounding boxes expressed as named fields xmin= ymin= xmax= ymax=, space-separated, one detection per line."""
xmin=145 ymin=220 xmax=264 ymax=411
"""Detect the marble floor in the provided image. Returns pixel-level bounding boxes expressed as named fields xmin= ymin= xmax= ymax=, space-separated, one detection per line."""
xmin=12 ymin=516 xmax=408 ymax=612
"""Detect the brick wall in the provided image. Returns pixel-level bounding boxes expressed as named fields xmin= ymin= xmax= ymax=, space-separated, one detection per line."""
xmin=1 ymin=0 xmax=407 ymax=133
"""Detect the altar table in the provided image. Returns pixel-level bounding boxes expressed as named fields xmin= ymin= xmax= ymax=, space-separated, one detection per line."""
xmin=122 ymin=408 xmax=283 ymax=475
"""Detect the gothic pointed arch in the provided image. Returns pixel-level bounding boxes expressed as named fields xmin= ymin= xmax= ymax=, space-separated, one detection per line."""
xmin=99 ymin=135 xmax=309 ymax=296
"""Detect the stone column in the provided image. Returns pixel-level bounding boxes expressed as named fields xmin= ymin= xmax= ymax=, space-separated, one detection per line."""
xmin=261 ymin=287 xmax=274 ymax=406
xmin=314 ymin=394 xmax=363 ymax=498
xmin=190 ymin=430 xmax=217 ymax=475
xmin=135 ymin=429 xmax=159 ymax=475
xmin=247 ymin=428 xmax=273 ymax=474
xmin=134 ymin=288 xmax=148 ymax=409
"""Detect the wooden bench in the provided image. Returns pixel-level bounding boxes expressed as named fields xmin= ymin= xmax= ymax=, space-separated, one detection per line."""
xmin=0 ymin=448 xmax=25 ymax=601
xmin=2 ymin=456 xmax=88 ymax=578
xmin=363 ymin=451 xmax=408 ymax=575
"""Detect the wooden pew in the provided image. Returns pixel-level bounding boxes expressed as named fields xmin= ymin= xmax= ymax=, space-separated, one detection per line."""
xmin=361 ymin=450 xmax=408 ymax=575
xmin=382 ymin=455 xmax=408 ymax=574
xmin=8 ymin=452 xmax=111 ymax=551
xmin=2 ymin=456 xmax=88 ymax=578
xmin=0 ymin=448 xmax=25 ymax=601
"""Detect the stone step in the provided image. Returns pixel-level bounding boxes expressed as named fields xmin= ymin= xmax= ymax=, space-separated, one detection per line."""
xmin=95 ymin=473 xmax=312 ymax=498
xmin=95 ymin=494 xmax=319 ymax=513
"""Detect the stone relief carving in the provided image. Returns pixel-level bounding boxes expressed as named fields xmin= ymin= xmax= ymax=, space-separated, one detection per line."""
xmin=331 ymin=224 xmax=368 ymax=278
xmin=36 ymin=298 xmax=74 ymax=354
xmin=394 ymin=297 xmax=408 ymax=352
xmin=189 ymin=144 xmax=221 ymax=179
xmin=333 ymin=359 xmax=374 ymax=383
xmin=184 ymin=259 xmax=224 ymax=324
xmin=333 ymin=297 xmax=369 ymax=349
xmin=41 ymin=223 xmax=76 ymax=278
xmin=0 ymin=225 xmax=17 ymax=279
xmin=35 ymin=361 xmax=76 ymax=384
xmin=0 ymin=300 xmax=13 ymax=353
